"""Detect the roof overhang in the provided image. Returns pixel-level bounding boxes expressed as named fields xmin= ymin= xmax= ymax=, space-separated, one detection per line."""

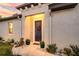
xmin=49 ymin=3 xmax=78 ymax=12
xmin=0 ymin=14 xmax=22 ymax=22
xmin=0 ymin=3 xmax=78 ymax=22
xmin=16 ymin=3 xmax=39 ymax=9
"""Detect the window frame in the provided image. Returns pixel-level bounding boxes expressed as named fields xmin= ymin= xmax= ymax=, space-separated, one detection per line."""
xmin=8 ymin=22 xmax=13 ymax=34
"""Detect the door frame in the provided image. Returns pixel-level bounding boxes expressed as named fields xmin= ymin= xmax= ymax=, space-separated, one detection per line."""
xmin=35 ymin=20 xmax=42 ymax=42
xmin=33 ymin=20 xmax=43 ymax=43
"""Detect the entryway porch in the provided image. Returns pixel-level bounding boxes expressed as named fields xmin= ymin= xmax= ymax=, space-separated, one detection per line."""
xmin=24 ymin=13 xmax=44 ymax=43
xmin=12 ymin=42 xmax=53 ymax=56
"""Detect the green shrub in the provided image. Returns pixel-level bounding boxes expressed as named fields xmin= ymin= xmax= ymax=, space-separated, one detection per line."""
xmin=70 ymin=45 xmax=79 ymax=56
xmin=63 ymin=48 xmax=72 ymax=56
xmin=7 ymin=39 xmax=12 ymax=45
xmin=10 ymin=39 xmax=14 ymax=43
xmin=62 ymin=45 xmax=79 ymax=56
xmin=40 ymin=41 xmax=45 ymax=48
xmin=0 ymin=37 xmax=3 ymax=40
xmin=0 ymin=37 xmax=4 ymax=43
xmin=25 ymin=39 xmax=30 ymax=45
xmin=58 ymin=49 xmax=63 ymax=55
xmin=7 ymin=39 xmax=10 ymax=42
xmin=0 ymin=42 xmax=13 ymax=56
xmin=15 ymin=41 xmax=20 ymax=47
xmin=0 ymin=48 xmax=13 ymax=56
xmin=46 ymin=44 xmax=57 ymax=54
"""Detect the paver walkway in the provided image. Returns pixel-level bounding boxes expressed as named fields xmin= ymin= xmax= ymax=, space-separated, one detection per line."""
xmin=12 ymin=43 xmax=53 ymax=56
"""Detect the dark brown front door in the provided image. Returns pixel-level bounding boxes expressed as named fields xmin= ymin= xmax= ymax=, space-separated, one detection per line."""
xmin=35 ymin=21 xmax=42 ymax=41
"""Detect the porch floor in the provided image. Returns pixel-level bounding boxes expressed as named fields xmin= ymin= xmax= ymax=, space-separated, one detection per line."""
xmin=12 ymin=43 xmax=53 ymax=56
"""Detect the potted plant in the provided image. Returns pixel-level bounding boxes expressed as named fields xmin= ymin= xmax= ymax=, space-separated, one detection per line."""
xmin=40 ymin=41 xmax=45 ymax=48
xmin=25 ymin=39 xmax=30 ymax=45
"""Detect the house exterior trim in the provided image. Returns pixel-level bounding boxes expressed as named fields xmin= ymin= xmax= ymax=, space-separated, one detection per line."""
xmin=16 ymin=3 xmax=39 ymax=10
xmin=0 ymin=14 xmax=22 ymax=22
xmin=49 ymin=3 xmax=78 ymax=12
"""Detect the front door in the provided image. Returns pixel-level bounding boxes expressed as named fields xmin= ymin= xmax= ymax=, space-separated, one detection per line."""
xmin=35 ymin=21 xmax=42 ymax=41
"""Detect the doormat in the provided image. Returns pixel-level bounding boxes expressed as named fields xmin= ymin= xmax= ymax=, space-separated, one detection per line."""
xmin=33 ymin=43 xmax=40 ymax=45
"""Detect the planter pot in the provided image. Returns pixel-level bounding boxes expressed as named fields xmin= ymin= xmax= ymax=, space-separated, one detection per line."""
xmin=40 ymin=41 xmax=45 ymax=48
xmin=25 ymin=39 xmax=30 ymax=45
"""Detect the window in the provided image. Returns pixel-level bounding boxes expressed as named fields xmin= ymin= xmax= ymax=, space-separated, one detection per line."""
xmin=8 ymin=22 xmax=13 ymax=34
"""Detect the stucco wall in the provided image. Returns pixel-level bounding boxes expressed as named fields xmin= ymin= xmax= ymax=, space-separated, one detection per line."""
xmin=51 ymin=4 xmax=79 ymax=49
xmin=0 ymin=19 xmax=21 ymax=41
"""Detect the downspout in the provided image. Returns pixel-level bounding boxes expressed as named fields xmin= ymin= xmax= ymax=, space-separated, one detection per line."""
xmin=17 ymin=15 xmax=22 ymax=38
xmin=21 ymin=16 xmax=22 ymax=38
xmin=20 ymin=8 xmax=23 ymax=38
xmin=49 ymin=9 xmax=52 ymax=44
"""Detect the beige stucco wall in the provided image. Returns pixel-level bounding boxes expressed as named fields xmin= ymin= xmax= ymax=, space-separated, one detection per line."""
xmin=24 ymin=16 xmax=33 ymax=41
xmin=0 ymin=19 xmax=21 ymax=41
xmin=51 ymin=4 xmax=79 ymax=49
